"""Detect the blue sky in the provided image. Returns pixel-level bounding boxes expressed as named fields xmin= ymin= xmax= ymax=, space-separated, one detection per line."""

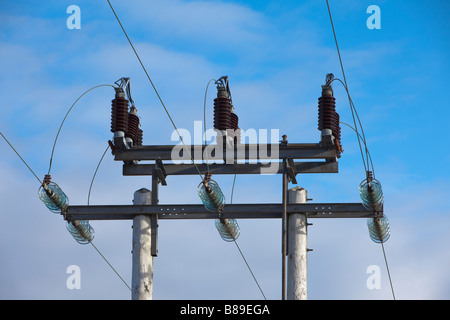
xmin=0 ymin=0 xmax=449 ymax=300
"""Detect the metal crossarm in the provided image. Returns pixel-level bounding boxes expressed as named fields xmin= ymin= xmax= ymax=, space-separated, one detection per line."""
xmin=64 ymin=203 xmax=375 ymax=221
xmin=114 ymin=143 xmax=338 ymax=161
xmin=122 ymin=161 xmax=338 ymax=176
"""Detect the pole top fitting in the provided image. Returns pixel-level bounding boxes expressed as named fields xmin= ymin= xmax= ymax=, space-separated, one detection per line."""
xmin=281 ymin=134 xmax=288 ymax=147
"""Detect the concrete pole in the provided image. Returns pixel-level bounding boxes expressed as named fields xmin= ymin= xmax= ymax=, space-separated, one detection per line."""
xmin=287 ymin=186 xmax=308 ymax=300
xmin=281 ymin=159 xmax=288 ymax=300
xmin=132 ymin=188 xmax=153 ymax=300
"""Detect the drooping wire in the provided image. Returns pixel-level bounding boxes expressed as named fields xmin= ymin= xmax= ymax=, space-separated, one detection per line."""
xmin=325 ymin=1 xmax=370 ymax=179
xmin=106 ymin=0 xmax=204 ymax=181
xmin=0 ymin=130 xmax=43 ymax=185
xmin=1 ymin=128 xmax=131 ymax=292
xmin=107 ymin=0 xmax=266 ymax=299
xmin=330 ymin=78 xmax=372 ymax=177
xmin=339 ymin=120 xmax=375 ymax=178
xmin=85 ymin=144 xmax=131 ymax=291
xmin=228 ymin=174 xmax=267 ymax=300
xmin=381 ymin=242 xmax=395 ymax=299
xmin=47 ymin=84 xmax=115 ymax=175
xmin=90 ymin=241 xmax=132 ymax=291
xmin=203 ymin=78 xmax=217 ymax=173
xmin=88 ymin=144 xmax=110 ymax=206
xmin=325 ymin=0 xmax=395 ymax=299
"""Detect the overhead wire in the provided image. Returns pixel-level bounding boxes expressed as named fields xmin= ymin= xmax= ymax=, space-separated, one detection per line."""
xmin=47 ymin=82 xmax=132 ymax=291
xmin=1 ymin=126 xmax=131 ymax=293
xmin=106 ymin=0 xmax=204 ymax=181
xmin=3 ymin=82 xmax=133 ymax=294
xmin=86 ymin=143 xmax=132 ymax=291
xmin=325 ymin=0 xmax=370 ymax=178
xmin=330 ymin=77 xmax=373 ymax=177
xmin=106 ymin=0 xmax=266 ymax=297
xmin=90 ymin=241 xmax=132 ymax=291
xmin=381 ymin=241 xmax=395 ymax=299
xmin=0 ymin=130 xmax=43 ymax=185
xmin=202 ymin=78 xmax=266 ymax=299
xmin=85 ymin=141 xmax=132 ymax=291
xmin=88 ymin=144 xmax=110 ymax=206
xmin=203 ymin=78 xmax=217 ymax=173
xmin=47 ymin=84 xmax=115 ymax=175
xmin=325 ymin=0 xmax=395 ymax=299
xmin=229 ymin=174 xmax=267 ymax=300
xmin=339 ymin=120 xmax=375 ymax=178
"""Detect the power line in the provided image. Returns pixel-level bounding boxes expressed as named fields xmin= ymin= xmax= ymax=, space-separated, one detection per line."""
xmin=381 ymin=242 xmax=395 ymax=299
xmin=331 ymin=78 xmax=374 ymax=177
xmin=0 ymin=130 xmax=43 ymax=185
xmin=203 ymin=78 xmax=217 ymax=173
xmin=325 ymin=0 xmax=370 ymax=177
xmin=48 ymin=84 xmax=115 ymax=175
xmin=105 ymin=2 xmax=267 ymax=298
xmin=86 ymin=144 xmax=132 ymax=291
xmin=232 ymin=239 xmax=267 ymax=300
xmin=325 ymin=0 xmax=395 ymax=299
xmin=1 ymin=126 xmax=131 ymax=294
xmin=90 ymin=241 xmax=132 ymax=291
xmin=229 ymin=174 xmax=267 ymax=300
xmin=339 ymin=120 xmax=375 ymax=178
xmin=106 ymin=0 xmax=204 ymax=180
xmin=88 ymin=144 xmax=110 ymax=206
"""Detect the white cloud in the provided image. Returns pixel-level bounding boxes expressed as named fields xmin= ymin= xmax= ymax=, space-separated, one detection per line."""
xmin=118 ymin=0 xmax=267 ymax=46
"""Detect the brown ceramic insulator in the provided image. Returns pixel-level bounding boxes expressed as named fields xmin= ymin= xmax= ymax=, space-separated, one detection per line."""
xmin=333 ymin=111 xmax=343 ymax=157
xmin=110 ymin=97 xmax=129 ymax=133
xmin=126 ymin=113 xmax=140 ymax=143
xmin=135 ymin=128 xmax=143 ymax=146
xmin=318 ymin=94 xmax=342 ymax=157
xmin=230 ymin=112 xmax=240 ymax=145
xmin=213 ymin=97 xmax=232 ymax=130
xmin=230 ymin=112 xmax=238 ymax=130
xmin=233 ymin=128 xmax=241 ymax=145
xmin=332 ymin=112 xmax=341 ymax=141
xmin=318 ymin=96 xmax=338 ymax=132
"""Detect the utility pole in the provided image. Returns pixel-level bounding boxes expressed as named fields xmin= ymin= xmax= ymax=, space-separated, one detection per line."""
xmin=132 ymin=188 xmax=153 ymax=300
xmin=64 ymin=142 xmax=380 ymax=300
xmin=61 ymin=75 xmax=382 ymax=300
xmin=287 ymin=186 xmax=308 ymax=300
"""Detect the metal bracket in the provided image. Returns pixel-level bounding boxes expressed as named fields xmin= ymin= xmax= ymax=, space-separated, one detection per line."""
xmin=155 ymin=158 xmax=167 ymax=186
xmin=150 ymin=214 xmax=158 ymax=257
xmin=286 ymin=158 xmax=298 ymax=184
